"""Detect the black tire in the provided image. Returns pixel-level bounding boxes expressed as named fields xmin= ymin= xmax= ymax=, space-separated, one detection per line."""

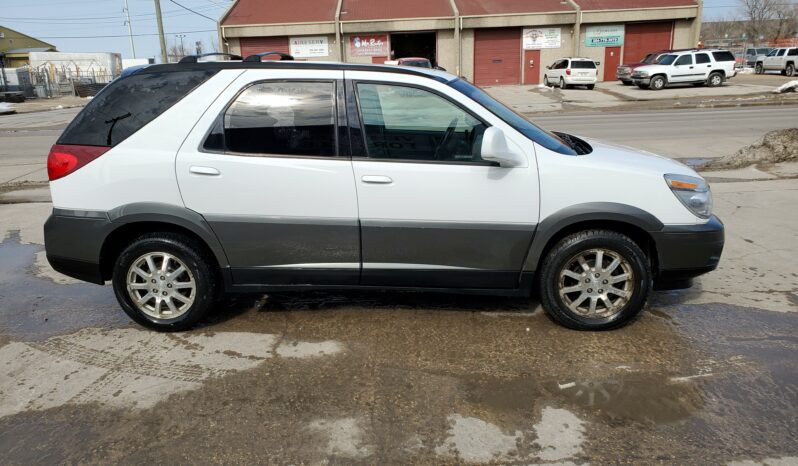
xmin=787 ymin=64 xmax=795 ymax=77
xmin=637 ymin=83 xmax=649 ymax=89
xmin=707 ymin=72 xmax=724 ymax=87
xmin=650 ymin=75 xmax=666 ymax=90
xmin=621 ymin=80 xmax=632 ymax=86
xmin=586 ymin=84 xmax=595 ymax=90
xmin=543 ymin=75 xmax=550 ymax=86
xmin=112 ymin=232 xmax=219 ymax=331
xmin=560 ymin=77 xmax=568 ymax=89
xmin=538 ymin=230 xmax=652 ymax=331
xmin=755 ymin=63 xmax=764 ymax=74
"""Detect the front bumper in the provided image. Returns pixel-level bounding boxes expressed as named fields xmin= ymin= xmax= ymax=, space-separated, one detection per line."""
xmin=632 ymin=76 xmax=651 ymax=85
xmin=651 ymin=215 xmax=725 ymax=290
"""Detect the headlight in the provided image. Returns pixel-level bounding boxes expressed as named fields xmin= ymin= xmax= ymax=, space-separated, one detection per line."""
xmin=664 ymin=174 xmax=713 ymax=219
xmin=637 ymin=71 xmax=650 ymax=77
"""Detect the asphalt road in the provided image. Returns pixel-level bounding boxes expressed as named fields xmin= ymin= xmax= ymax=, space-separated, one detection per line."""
xmin=0 ymin=105 xmax=797 ymax=465
xmin=535 ymin=105 xmax=798 ymax=160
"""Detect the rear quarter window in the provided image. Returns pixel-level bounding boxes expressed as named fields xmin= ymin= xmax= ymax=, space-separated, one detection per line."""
xmin=571 ymin=61 xmax=596 ymax=69
xmin=711 ymin=51 xmax=735 ymax=62
xmin=789 ymin=49 xmax=798 ymax=56
xmin=58 ymin=69 xmax=218 ymax=147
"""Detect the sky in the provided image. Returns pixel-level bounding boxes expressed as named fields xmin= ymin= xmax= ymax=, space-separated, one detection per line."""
xmin=0 ymin=0 xmax=787 ymax=61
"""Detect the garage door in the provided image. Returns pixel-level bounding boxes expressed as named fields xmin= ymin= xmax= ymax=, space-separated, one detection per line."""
xmin=239 ymin=36 xmax=290 ymax=60
xmin=623 ymin=22 xmax=673 ymax=64
xmin=474 ymin=28 xmax=521 ymax=86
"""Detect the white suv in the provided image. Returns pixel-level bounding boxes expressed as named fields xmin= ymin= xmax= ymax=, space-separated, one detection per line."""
xmin=755 ymin=47 xmax=798 ymax=76
xmin=44 ymin=54 xmax=724 ymax=331
xmin=543 ymin=58 xmax=598 ymax=89
xmin=632 ymin=49 xmax=737 ymax=90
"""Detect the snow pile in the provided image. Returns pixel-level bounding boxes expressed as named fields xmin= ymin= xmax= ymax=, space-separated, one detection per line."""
xmin=703 ymin=128 xmax=798 ymax=169
xmin=737 ymin=67 xmax=755 ymax=74
xmin=0 ymin=102 xmax=15 ymax=114
xmin=536 ymin=83 xmax=551 ymax=91
xmin=774 ymin=80 xmax=798 ymax=93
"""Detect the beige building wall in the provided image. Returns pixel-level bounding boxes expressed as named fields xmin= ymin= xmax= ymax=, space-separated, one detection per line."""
xmin=672 ymin=19 xmax=696 ymax=49
xmin=575 ymin=25 xmax=608 ymax=80
xmin=535 ymin=25 xmax=576 ymax=83
xmin=436 ymin=29 xmax=457 ymax=73
xmin=459 ymin=28 xmax=475 ymax=81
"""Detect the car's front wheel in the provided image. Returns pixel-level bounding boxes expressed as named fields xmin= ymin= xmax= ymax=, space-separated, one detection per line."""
xmin=560 ymin=77 xmax=568 ymax=89
xmin=543 ymin=75 xmax=550 ymax=86
xmin=755 ymin=63 xmax=764 ymax=74
xmin=650 ymin=75 xmax=666 ymax=90
xmin=112 ymin=233 xmax=219 ymax=331
xmin=538 ymin=230 xmax=652 ymax=330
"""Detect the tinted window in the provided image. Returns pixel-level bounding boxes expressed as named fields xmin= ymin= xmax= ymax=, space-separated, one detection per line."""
xmin=658 ymin=54 xmax=678 ymax=65
xmin=449 ymin=79 xmax=576 ymax=155
xmin=641 ymin=53 xmax=656 ymax=64
xmin=711 ymin=51 xmax=735 ymax=62
xmin=571 ymin=60 xmax=596 ymax=69
xmin=357 ymin=83 xmax=486 ymax=163
xmin=696 ymin=53 xmax=711 ymax=64
xmin=789 ymin=49 xmax=798 ymax=56
xmin=221 ymin=81 xmax=336 ymax=156
xmin=777 ymin=49 xmax=786 ymax=56
xmin=59 ymin=70 xmax=217 ymax=147
xmin=674 ymin=55 xmax=693 ymax=66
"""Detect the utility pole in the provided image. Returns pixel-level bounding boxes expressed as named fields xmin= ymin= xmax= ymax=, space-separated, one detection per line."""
xmin=176 ymin=34 xmax=187 ymax=59
xmin=153 ymin=0 xmax=168 ymax=63
xmin=124 ymin=0 xmax=137 ymax=58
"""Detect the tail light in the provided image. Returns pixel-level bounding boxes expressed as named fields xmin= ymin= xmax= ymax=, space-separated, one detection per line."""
xmin=565 ymin=68 xmax=572 ymax=76
xmin=47 ymin=144 xmax=110 ymax=181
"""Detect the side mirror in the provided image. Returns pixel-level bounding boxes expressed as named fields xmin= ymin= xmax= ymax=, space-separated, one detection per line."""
xmin=546 ymin=65 xmax=551 ymax=69
xmin=595 ymin=61 xmax=601 ymax=66
xmin=481 ymin=127 xmax=525 ymax=167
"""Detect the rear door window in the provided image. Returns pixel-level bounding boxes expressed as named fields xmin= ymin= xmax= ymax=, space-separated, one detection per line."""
xmin=789 ymin=49 xmax=798 ymax=56
xmin=696 ymin=53 xmax=711 ymax=64
xmin=58 ymin=70 xmax=217 ymax=147
xmin=211 ymin=81 xmax=337 ymax=157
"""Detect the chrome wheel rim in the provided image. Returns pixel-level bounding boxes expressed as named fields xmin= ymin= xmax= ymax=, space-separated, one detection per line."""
xmin=711 ymin=75 xmax=721 ymax=85
xmin=558 ymin=248 xmax=634 ymax=319
xmin=653 ymin=78 xmax=664 ymax=89
xmin=126 ymin=252 xmax=196 ymax=320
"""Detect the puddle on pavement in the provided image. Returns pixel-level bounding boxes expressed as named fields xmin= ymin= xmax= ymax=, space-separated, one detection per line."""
xmin=0 ymin=231 xmax=126 ymax=339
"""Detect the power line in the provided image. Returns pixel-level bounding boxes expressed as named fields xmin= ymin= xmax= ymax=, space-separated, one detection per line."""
xmin=166 ymin=0 xmax=218 ymax=22
xmin=34 ymin=29 xmax=217 ymax=39
xmin=0 ymin=5 xmax=224 ymax=22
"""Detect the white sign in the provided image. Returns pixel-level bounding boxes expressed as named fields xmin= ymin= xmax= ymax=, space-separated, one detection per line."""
xmin=289 ymin=36 xmax=329 ymax=58
xmin=585 ymin=24 xmax=625 ymax=47
xmin=523 ymin=28 xmax=561 ymax=50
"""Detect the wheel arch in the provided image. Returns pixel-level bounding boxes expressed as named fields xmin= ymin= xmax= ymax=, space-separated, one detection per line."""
xmin=100 ymin=203 xmax=230 ymax=282
xmin=523 ymin=203 xmax=662 ymax=276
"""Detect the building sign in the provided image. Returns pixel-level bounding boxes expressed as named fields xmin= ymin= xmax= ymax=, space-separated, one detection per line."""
xmin=289 ymin=36 xmax=329 ymax=58
xmin=523 ymin=28 xmax=561 ymax=49
xmin=349 ymin=35 xmax=389 ymax=57
xmin=585 ymin=24 xmax=625 ymax=47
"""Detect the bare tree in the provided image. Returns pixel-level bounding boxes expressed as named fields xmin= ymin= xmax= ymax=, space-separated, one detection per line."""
xmin=772 ymin=5 xmax=798 ymax=41
xmin=739 ymin=0 xmax=779 ymax=41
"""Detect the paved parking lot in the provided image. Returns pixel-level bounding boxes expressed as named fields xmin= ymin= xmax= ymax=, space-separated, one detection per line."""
xmin=0 ymin=104 xmax=797 ymax=465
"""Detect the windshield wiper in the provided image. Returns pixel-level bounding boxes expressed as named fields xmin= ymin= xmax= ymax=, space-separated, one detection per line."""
xmin=105 ymin=112 xmax=131 ymax=146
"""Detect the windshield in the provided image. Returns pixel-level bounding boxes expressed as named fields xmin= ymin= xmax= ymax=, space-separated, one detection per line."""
xmin=449 ymin=79 xmax=576 ymax=155
xmin=641 ymin=53 xmax=656 ymax=64
xmin=657 ymin=54 xmax=678 ymax=65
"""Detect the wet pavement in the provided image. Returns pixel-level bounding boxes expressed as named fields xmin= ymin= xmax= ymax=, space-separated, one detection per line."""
xmin=1 ymin=215 xmax=797 ymax=464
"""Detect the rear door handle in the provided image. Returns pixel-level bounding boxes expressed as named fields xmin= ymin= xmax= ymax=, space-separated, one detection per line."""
xmin=361 ymin=175 xmax=393 ymax=184
xmin=189 ymin=166 xmax=220 ymax=176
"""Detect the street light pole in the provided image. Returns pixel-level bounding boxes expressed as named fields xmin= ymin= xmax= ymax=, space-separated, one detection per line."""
xmin=124 ymin=0 xmax=137 ymax=59
xmin=153 ymin=0 xmax=168 ymax=63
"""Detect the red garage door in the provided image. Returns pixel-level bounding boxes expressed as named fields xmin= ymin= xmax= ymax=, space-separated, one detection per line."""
xmin=474 ymin=28 xmax=521 ymax=86
xmin=240 ymin=36 xmax=290 ymax=59
xmin=623 ymin=22 xmax=673 ymax=64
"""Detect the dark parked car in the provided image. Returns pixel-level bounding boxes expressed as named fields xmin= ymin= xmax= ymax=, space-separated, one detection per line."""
xmin=745 ymin=47 xmax=773 ymax=67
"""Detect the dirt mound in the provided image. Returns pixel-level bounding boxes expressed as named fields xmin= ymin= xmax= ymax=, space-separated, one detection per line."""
xmin=702 ymin=128 xmax=798 ymax=170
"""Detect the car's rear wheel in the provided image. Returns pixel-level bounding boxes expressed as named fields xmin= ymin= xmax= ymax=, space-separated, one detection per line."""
xmin=586 ymin=84 xmax=595 ymax=90
xmin=560 ymin=77 xmax=568 ymax=89
xmin=755 ymin=63 xmax=764 ymax=74
xmin=538 ymin=230 xmax=652 ymax=330
xmin=708 ymin=72 xmax=724 ymax=87
xmin=112 ymin=233 xmax=219 ymax=331
xmin=786 ymin=64 xmax=795 ymax=77
xmin=650 ymin=75 xmax=666 ymax=90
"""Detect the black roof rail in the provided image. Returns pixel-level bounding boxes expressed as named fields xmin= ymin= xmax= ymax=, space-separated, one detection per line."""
xmin=179 ymin=53 xmax=242 ymax=63
xmin=243 ymin=51 xmax=294 ymax=62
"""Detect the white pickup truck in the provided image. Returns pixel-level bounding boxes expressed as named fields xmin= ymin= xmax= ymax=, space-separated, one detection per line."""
xmin=755 ymin=47 xmax=798 ymax=76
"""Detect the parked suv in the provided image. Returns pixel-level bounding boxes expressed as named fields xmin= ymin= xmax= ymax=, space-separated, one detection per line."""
xmin=44 ymin=55 xmax=724 ymax=331
xmin=754 ymin=47 xmax=798 ymax=76
xmin=616 ymin=49 xmax=690 ymax=85
xmin=632 ymin=49 xmax=737 ymax=90
xmin=745 ymin=47 xmax=772 ymax=67
xmin=543 ymin=58 xmax=598 ymax=89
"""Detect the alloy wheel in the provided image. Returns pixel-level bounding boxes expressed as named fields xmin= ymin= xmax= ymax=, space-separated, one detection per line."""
xmin=126 ymin=252 xmax=196 ymax=320
xmin=558 ymin=248 xmax=634 ymax=318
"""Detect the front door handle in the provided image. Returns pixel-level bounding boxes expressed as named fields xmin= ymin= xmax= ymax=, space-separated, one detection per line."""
xmin=361 ymin=175 xmax=393 ymax=184
xmin=189 ymin=166 xmax=221 ymax=176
